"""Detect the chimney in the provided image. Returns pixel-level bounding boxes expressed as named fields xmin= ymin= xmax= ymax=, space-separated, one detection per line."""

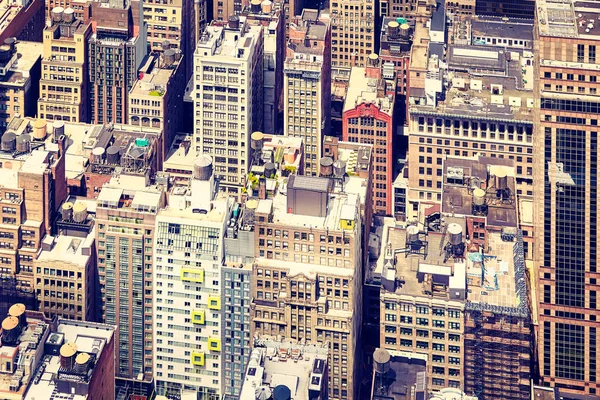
xmin=258 ymin=177 xmax=267 ymax=200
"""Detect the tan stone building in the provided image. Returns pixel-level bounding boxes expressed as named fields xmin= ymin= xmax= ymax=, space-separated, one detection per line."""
xmin=330 ymin=0 xmax=375 ymax=78
xmin=128 ymin=51 xmax=186 ymax=170
xmin=34 ymin=228 xmax=96 ymax=321
xmin=0 ymin=40 xmax=42 ymax=133
xmin=247 ymin=171 xmax=370 ymax=400
xmin=39 ymin=11 xmax=91 ymax=123
xmin=375 ymin=155 xmax=531 ymax=398
xmin=406 ymin=19 xmax=535 ymax=222
xmin=284 ymin=10 xmax=330 ymax=176
xmin=0 ymin=117 xmax=68 ymax=316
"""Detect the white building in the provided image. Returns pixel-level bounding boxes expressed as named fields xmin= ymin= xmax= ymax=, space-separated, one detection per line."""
xmin=152 ymin=157 xmax=232 ymax=399
xmin=193 ymin=17 xmax=263 ymax=197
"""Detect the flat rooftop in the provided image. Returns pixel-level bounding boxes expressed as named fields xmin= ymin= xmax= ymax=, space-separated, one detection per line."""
xmin=37 ymin=231 xmax=95 ymax=266
xmin=537 ymin=0 xmax=600 ymax=38
xmin=97 ymin=183 xmax=163 ymax=214
xmin=160 ymin=182 xmax=230 ymax=224
xmin=343 ymin=67 xmax=394 ymax=115
xmin=130 ymin=54 xmax=179 ymax=98
xmin=240 ymin=338 xmax=329 ymax=400
xmin=471 ymin=17 xmax=534 ymax=42
xmin=25 ymin=320 xmax=114 ymax=400
xmin=380 ymin=222 xmax=522 ymax=309
xmin=0 ymin=41 xmax=42 ymax=86
xmin=442 ymin=157 xmax=518 ymax=228
xmin=372 ymin=350 xmax=427 ymax=400
xmin=265 ymin=176 xmax=365 ymax=232
xmin=0 ymin=317 xmax=49 ymax=398
xmin=197 ymin=19 xmax=261 ymax=60
xmin=413 ymin=50 xmax=535 ymax=122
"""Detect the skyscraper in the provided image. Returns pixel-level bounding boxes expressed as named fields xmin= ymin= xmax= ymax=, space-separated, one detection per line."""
xmin=283 ymin=10 xmax=330 ymax=176
xmin=535 ymin=0 xmax=600 ymax=395
xmin=193 ymin=17 xmax=263 ymax=197
xmin=88 ymin=0 xmax=147 ymax=124
xmin=95 ymin=176 xmax=165 ymax=381
xmin=153 ymin=157 xmax=230 ymax=399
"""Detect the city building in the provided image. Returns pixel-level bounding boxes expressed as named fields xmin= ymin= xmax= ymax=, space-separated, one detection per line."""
xmin=329 ymin=0 xmax=375 ymax=78
xmin=243 ymin=0 xmax=285 ymax=134
xmin=58 ymin=121 xmax=162 ymax=198
xmin=0 ymin=305 xmax=115 ymax=400
xmin=34 ymin=224 xmax=96 ymax=321
xmin=534 ymin=0 xmax=600 ymax=395
xmin=24 ymin=318 xmax=116 ymax=400
xmin=143 ymin=0 xmax=193 ymax=61
xmin=88 ymin=0 xmax=147 ymax=124
xmin=343 ymin=63 xmax=395 ymax=216
xmin=163 ymin=133 xmax=196 ymax=185
xmin=152 ymin=157 xmax=232 ymax=399
xmin=284 ymin=10 xmax=330 ymax=176
xmin=248 ymin=131 xmax=304 ymax=180
xmin=445 ymin=0 xmax=474 ymax=17
xmin=0 ymin=0 xmax=45 ymax=43
xmin=406 ymin=20 xmax=535 ymax=221
xmin=239 ymin=336 xmax=329 ymax=400
xmin=474 ymin=0 xmax=534 ymax=19
xmin=0 ymin=119 xmax=68 ymax=316
xmin=0 ymin=40 xmax=41 ymax=133
xmin=370 ymin=348 xmax=427 ymax=400
xmin=193 ymin=17 xmax=263 ymax=197
xmin=128 ymin=51 xmax=186 ymax=170
xmin=193 ymin=0 xmax=209 ymax=55
xmin=220 ymin=261 xmax=252 ymax=399
xmin=378 ymin=0 xmax=434 ymax=22
xmin=39 ymin=10 xmax=91 ymax=123
xmin=95 ymin=175 xmax=165 ymax=382
xmin=246 ymin=169 xmax=370 ymax=400
xmin=379 ymin=17 xmax=412 ymax=97
xmin=373 ymin=156 xmax=531 ymax=397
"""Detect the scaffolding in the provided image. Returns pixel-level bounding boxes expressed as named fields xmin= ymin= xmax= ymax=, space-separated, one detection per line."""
xmin=463 ymin=230 xmax=531 ymax=400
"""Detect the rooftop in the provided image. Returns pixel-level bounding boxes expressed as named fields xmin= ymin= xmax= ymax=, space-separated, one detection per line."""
xmin=163 ymin=134 xmax=195 ymax=179
xmin=240 ymin=337 xmax=329 ymax=400
xmin=24 ymin=319 xmax=115 ymax=400
xmin=0 ymin=312 xmax=49 ymax=398
xmin=0 ymin=0 xmax=33 ymax=37
xmin=287 ymin=10 xmax=328 ymax=56
xmin=411 ymin=45 xmax=535 ymax=122
xmin=537 ymin=0 xmax=600 ymax=38
xmin=96 ymin=184 xmax=163 ymax=214
xmin=471 ymin=16 xmax=534 ymax=43
xmin=197 ymin=18 xmax=262 ymax=61
xmin=371 ymin=349 xmax=427 ymax=400
xmin=0 ymin=41 xmax=42 ymax=86
xmin=253 ymin=174 xmax=365 ymax=233
xmin=249 ymin=133 xmax=304 ymax=176
xmin=343 ymin=67 xmax=394 ymax=115
xmin=441 ymin=156 xmax=518 ymax=228
xmin=130 ymin=53 xmax=181 ymax=98
xmin=159 ymin=176 xmax=231 ymax=224
xmin=380 ymin=17 xmax=413 ymax=57
xmin=37 ymin=230 xmax=95 ymax=266
xmin=377 ymin=220 xmax=524 ymax=312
